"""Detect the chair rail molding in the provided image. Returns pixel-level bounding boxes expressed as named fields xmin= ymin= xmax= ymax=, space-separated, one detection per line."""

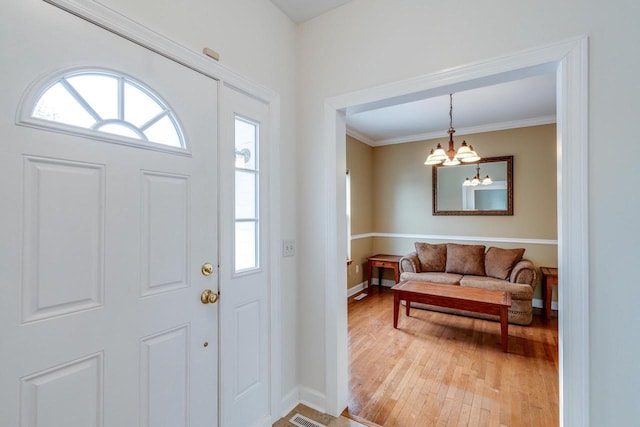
xmin=350 ymin=232 xmax=557 ymax=246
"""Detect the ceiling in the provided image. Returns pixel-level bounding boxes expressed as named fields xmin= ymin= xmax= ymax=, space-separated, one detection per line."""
xmin=270 ymin=0 xmax=352 ymax=23
xmin=269 ymin=1 xmax=557 ymax=148
xmin=347 ymin=73 xmax=557 ymax=146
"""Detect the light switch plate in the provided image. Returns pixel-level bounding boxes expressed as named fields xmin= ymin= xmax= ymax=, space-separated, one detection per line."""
xmin=283 ymin=240 xmax=295 ymax=257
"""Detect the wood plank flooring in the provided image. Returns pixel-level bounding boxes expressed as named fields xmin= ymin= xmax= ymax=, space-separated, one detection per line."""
xmin=344 ymin=287 xmax=558 ymax=426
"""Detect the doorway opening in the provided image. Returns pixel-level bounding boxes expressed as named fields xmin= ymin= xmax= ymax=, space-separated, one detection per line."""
xmin=324 ymin=37 xmax=589 ymax=425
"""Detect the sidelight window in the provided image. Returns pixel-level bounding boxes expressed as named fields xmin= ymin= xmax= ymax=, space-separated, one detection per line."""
xmin=234 ymin=116 xmax=259 ymax=272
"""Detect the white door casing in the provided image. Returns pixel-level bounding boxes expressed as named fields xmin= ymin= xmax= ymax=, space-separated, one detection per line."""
xmin=219 ymin=84 xmax=271 ymax=427
xmin=1 ymin=2 xmax=218 ymax=426
xmin=324 ymin=37 xmax=589 ymax=424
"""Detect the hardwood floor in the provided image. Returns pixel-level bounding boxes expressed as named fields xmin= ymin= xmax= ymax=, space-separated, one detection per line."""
xmin=345 ymin=287 xmax=558 ymax=426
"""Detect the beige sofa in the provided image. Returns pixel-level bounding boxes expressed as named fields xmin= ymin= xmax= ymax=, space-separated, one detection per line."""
xmin=399 ymin=242 xmax=537 ymax=325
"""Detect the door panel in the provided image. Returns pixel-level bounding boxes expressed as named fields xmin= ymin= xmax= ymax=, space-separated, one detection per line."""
xmin=0 ymin=2 xmax=218 ymax=426
xmin=219 ymin=85 xmax=271 ymax=427
xmin=22 ymin=156 xmax=105 ymax=323
xmin=140 ymin=326 xmax=190 ymax=427
xmin=141 ymin=172 xmax=190 ymax=295
xmin=20 ymin=353 xmax=104 ymax=427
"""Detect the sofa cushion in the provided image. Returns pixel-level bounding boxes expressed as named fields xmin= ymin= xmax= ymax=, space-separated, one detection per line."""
xmin=460 ymin=275 xmax=534 ymax=300
xmin=445 ymin=243 xmax=486 ymax=276
xmin=414 ymin=242 xmax=447 ymax=272
xmin=484 ymin=247 xmax=525 ymax=280
xmin=400 ymin=271 xmax=462 ymax=285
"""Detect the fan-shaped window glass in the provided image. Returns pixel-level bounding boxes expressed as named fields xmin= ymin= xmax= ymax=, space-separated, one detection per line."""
xmin=31 ymin=71 xmax=184 ymax=148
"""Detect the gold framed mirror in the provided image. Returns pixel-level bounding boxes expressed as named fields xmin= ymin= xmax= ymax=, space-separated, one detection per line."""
xmin=432 ymin=155 xmax=513 ymax=215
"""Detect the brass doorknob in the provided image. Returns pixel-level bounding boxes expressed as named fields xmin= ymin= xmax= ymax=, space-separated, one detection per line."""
xmin=201 ymin=289 xmax=219 ymax=304
xmin=201 ymin=262 xmax=214 ymax=276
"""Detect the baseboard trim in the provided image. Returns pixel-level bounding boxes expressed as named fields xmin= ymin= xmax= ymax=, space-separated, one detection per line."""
xmin=299 ymin=386 xmax=326 ymax=414
xmin=280 ymin=387 xmax=300 ymax=418
xmin=347 ymin=282 xmax=366 ymax=297
xmin=533 ymin=297 xmax=558 ymax=311
xmin=348 ymin=280 xmax=396 ymax=298
xmin=280 ymin=386 xmax=328 ymax=419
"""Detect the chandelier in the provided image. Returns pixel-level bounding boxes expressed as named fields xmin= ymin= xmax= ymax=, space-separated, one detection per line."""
xmin=424 ymin=93 xmax=481 ymax=166
xmin=463 ymin=164 xmax=492 ymax=186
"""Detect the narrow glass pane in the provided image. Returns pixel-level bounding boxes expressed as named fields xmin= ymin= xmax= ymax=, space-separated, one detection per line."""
xmin=235 ymin=118 xmax=256 ymax=170
xmin=66 ymin=74 xmax=118 ymax=120
xmin=235 ymin=222 xmax=257 ymax=271
xmin=144 ymin=116 xmax=182 ymax=147
xmin=235 ymin=170 xmax=256 ymax=219
xmin=124 ymin=82 xmax=164 ymax=127
xmin=33 ymin=82 xmax=96 ymax=128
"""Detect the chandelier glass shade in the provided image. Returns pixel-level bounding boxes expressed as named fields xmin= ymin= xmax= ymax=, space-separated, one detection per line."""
xmin=463 ymin=164 xmax=493 ymax=186
xmin=424 ymin=94 xmax=481 ymax=166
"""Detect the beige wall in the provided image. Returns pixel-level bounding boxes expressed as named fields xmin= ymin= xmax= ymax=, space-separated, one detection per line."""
xmin=346 ymin=135 xmax=374 ymax=234
xmin=347 ymin=124 xmax=558 ymax=298
xmin=372 ymin=124 xmax=557 ymax=239
xmin=346 ymin=135 xmax=373 ymax=288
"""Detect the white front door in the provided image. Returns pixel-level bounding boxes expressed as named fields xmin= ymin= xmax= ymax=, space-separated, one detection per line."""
xmin=0 ymin=2 xmax=218 ymax=426
xmin=219 ymin=85 xmax=271 ymax=427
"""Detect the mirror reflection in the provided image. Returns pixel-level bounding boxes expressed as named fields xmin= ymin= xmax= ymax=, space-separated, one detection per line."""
xmin=432 ymin=156 xmax=513 ymax=215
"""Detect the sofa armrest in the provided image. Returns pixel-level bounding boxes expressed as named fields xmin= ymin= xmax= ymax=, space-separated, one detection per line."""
xmin=400 ymin=252 xmax=420 ymax=273
xmin=509 ymin=259 xmax=537 ymax=289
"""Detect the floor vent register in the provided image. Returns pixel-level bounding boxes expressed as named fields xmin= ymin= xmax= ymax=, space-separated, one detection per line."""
xmin=289 ymin=413 xmax=327 ymax=427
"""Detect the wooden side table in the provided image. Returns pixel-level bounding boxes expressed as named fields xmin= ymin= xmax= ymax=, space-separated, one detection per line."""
xmin=366 ymin=254 xmax=402 ymax=291
xmin=540 ymin=267 xmax=558 ymax=319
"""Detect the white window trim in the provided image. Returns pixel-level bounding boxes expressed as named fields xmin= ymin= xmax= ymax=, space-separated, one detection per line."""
xmin=17 ymin=66 xmax=190 ymax=156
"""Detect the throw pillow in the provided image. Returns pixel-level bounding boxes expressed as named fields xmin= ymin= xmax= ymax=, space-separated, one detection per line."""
xmin=445 ymin=243 xmax=486 ymax=276
xmin=414 ymin=242 xmax=447 ymax=272
xmin=484 ymin=247 xmax=526 ymax=280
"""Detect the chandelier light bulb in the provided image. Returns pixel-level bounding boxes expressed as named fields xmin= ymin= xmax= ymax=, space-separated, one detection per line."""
xmin=463 ymin=164 xmax=491 ymax=187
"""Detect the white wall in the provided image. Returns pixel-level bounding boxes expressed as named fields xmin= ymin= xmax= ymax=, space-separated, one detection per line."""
xmin=295 ymin=0 xmax=640 ymax=424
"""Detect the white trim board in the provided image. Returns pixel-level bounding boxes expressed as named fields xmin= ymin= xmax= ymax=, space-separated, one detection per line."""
xmin=325 ymin=36 xmax=589 ymax=426
xmin=351 ymin=232 xmax=557 ymax=246
xmin=42 ymin=0 xmax=276 ymax=103
xmin=279 ymin=387 xmax=300 ymax=418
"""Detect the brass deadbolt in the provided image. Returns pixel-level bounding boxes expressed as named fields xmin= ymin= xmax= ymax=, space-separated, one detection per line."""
xmin=201 ymin=262 xmax=214 ymax=276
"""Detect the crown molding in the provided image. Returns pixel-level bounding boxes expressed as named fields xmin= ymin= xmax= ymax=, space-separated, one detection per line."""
xmin=363 ymin=115 xmax=557 ymax=147
xmin=345 ymin=127 xmax=376 ymax=146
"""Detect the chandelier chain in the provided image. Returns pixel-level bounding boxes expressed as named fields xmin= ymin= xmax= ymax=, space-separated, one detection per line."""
xmin=449 ymin=93 xmax=454 ymax=131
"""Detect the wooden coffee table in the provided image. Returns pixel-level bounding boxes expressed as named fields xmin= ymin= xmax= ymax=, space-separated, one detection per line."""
xmin=392 ymin=280 xmax=512 ymax=352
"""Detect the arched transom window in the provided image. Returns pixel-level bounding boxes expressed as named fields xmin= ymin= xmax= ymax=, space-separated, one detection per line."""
xmin=31 ymin=70 xmax=184 ymax=148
